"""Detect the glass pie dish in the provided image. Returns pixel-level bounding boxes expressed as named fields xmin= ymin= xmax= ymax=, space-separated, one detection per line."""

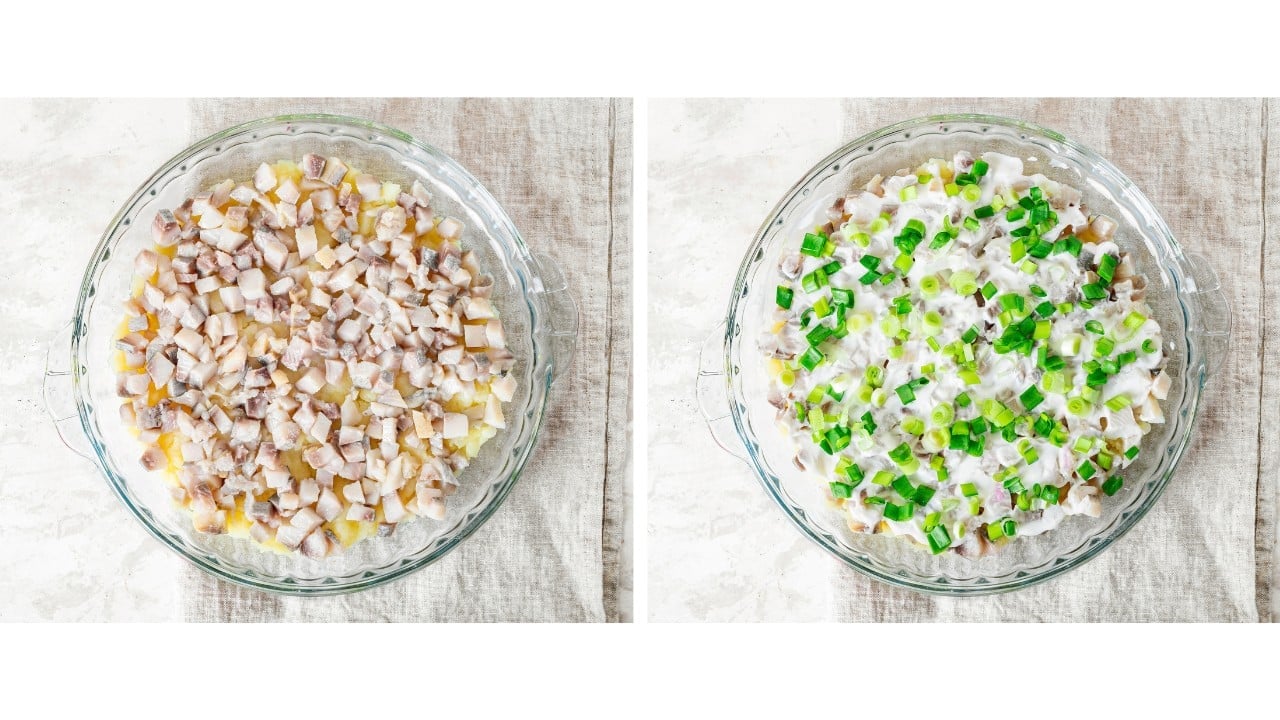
xmin=42 ymin=114 xmax=578 ymax=595
xmin=697 ymin=114 xmax=1229 ymax=595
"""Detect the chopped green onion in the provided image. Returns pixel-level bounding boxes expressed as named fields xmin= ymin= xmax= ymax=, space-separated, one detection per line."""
xmin=899 ymin=185 xmax=917 ymax=202
xmin=1094 ymin=337 xmax=1115 ymax=357
xmin=926 ymin=524 xmax=952 ymax=554
xmin=830 ymin=287 xmax=855 ymax=308
xmin=944 ymin=182 xmax=960 ymax=197
xmin=981 ymin=281 xmax=998 ymax=300
xmin=775 ymin=286 xmax=794 ymax=309
xmin=1081 ymin=283 xmax=1108 ymax=301
xmin=1040 ymin=484 xmax=1060 ymax=504
xmin=871 ymin=469 xmax=895 ymax=487
xmin=901 ymin=416 xmax=925 ymax=436
xmin=1102 ymin=477 xmax=1124 ymax=496
xmin=1066 ymin=396 xmax=1092 ymax=416
xmin=860 ymin=411 xmax=877 ymax=434
xmin=958 ymin=369 xmax=981 ymax=385
xmin=930 ymin=403 xmax=954 ymax=427
xmin=1105 ymin=395 xmax=1132 ymax=411
xmin=955 ymin=392 xmax=972 ymax=408
xmin=914 ymin=484 xmax=936 ymax=505
xmin=974 ymin=205 xmax=994 ymax=219
xmin=1142 ymin=338 xmax=1157 ymax=354
xmin=798 ymin=347 xmax=824 ymax=371
xmin=883 ymin=502 xmax=914 ymax=522
xmin=973 ymin=159 xmax=989 ymax=177
xmin=1125 ymin=446 xmax=1140 ymax=461
xmin=805 ymin=325 xmax=832 ymax=347
xmin=800 ymin=233 xmax=826 ymax=257
xmin=1019 ymin=385 xmax=1045 ymax=411
xmin=829 ymin=481 xmax=853 ymax=499
xmin=1003 ymin=476 xmax=1026 ymax=494
xmin=1097 ymin=254 xmax=1118 ymax=284
xmin=1077 ymin=460 xmax=1097 ymax=480
xmin=962 ymin=185 xmax=982 ymax=203
xmin=801 ymin=268 xmax=826 ymax=293
xmin=917 ymin=275 xmax=942 ymax=299
xmin=963 ymin=216 xmax=980 ymax=231
xmin=922 ymin=310 xmax=944 ymax=336
xmin=949 ymin=271 xmax=978 ymax=296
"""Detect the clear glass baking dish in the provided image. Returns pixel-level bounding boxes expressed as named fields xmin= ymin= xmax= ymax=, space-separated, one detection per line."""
xmin=42 ymin=114 xmax=577 ymax=595
xmin=698 ymin=114 xmax=1229 ymax=595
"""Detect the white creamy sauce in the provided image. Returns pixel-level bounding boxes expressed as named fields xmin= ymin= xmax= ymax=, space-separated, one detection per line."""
xmin=763 ymin=152 xmax=1169 ymax=555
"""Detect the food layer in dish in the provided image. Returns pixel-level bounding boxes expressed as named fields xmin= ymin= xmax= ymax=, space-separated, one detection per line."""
xmin=114 ymin=155 xmax=516 ymax=557
xmin=762 ymin=151 xmax=1169 ymax=555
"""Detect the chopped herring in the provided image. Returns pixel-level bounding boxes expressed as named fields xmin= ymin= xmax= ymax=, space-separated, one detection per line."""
xmin=115 ymin=158 xmax=516 ymax=556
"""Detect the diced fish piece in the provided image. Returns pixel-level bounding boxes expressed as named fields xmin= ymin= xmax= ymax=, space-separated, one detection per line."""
xmin=301 ymin=531 xmax=329 ymax=559
xmin=295 ymin=367 xmax=326 ymax=395
xmin=463 ymin=297 xmax=495 ymax=320
xmin=218 ymin=285 xmax=246 ymax=312
xmin=146 ymin=353 xmax=175 ymax=387
xmin=135 ymin=249 xmax=159 ymax=278
xmin=381 ymin=491 xmax=407 ymax=523
xmin=139 ymin=445 xmax=166 ymax=471
xmin=275 ymin=177 xmax=300 ymax=204
xmin=153 ymin=210 xmax=180 ymax=246
xmin=375 ymin=206 xmax=407 ymax=241
xmin=316 ymin=488 xmax=343 ymax=522
xmin=238 ymin=268 xmax=266 ymax=300
xmin=295 ymin=225 xmax=318 ymax=260
xmin=441 ymin=413 xmax=468 ymax=439
xmin=301 ymin=153 xmax=326 ymax=180
xmin=320 ymin=157 xmax=348 ymax=186
xmin=253 ymin=163 xmax=277 ymax=193
xmin=231 ymin=418 xmax=261 ymax=445
xmin=345 ymin=503 xmax=376 ymax=523
xmin=484 ymin=394 xmax=506 ymax=429
xmin=436 ymin=216 xmax=463 ymax=239
xmin=491 ymin=374 xmax=517 ymax=402
xmin=275 ymin=524 xmax=308 ymax=550
xmin=464 ymin=324 xmax=488 ymax=348
xmin=303 ymin=443 xmax=339 ymax=470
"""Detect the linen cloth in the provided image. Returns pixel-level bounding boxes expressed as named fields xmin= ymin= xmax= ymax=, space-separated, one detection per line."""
xmin=831 ymin=99 xmax=1268 ymax=622
xmin=180 ymin=98 xmax=631 ymax=622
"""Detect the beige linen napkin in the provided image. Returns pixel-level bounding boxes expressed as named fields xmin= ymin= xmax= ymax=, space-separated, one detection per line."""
xmin=179 ymin=98 xmax=631 ymax=622
xmin=831 ymin=99 xmax=1266 ymax=622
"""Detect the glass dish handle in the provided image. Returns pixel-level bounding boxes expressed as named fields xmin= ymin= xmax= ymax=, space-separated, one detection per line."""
xmin=42 ymin=321 xmax=94 ymax=461
xmin=529 ymin=252 xmax=578 ymax=386
xmin=1181 ymin=252 xmax=1230 ymax=376
xmin=697 ymin=321 xmax=748 ymax=464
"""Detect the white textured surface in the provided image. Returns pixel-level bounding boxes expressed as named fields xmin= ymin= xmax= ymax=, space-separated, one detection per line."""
xmin=0 ymin=98 xmax=631 ymax=622
xmin=0 ymin=99 xmax=189 ymax=621
xmin=649 ymin=98 xmax=1276 ymax=622
xmin=648 ymin=99 xmax=844 ymax=621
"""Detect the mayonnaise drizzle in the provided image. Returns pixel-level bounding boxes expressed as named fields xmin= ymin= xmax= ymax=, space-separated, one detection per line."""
xmin=763 ymin=152 xmax=1169 ymax=555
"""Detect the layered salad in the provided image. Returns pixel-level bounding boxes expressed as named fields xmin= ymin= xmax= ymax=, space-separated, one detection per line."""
xmin=762 ymin=151 xmax=1170 ymax=555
